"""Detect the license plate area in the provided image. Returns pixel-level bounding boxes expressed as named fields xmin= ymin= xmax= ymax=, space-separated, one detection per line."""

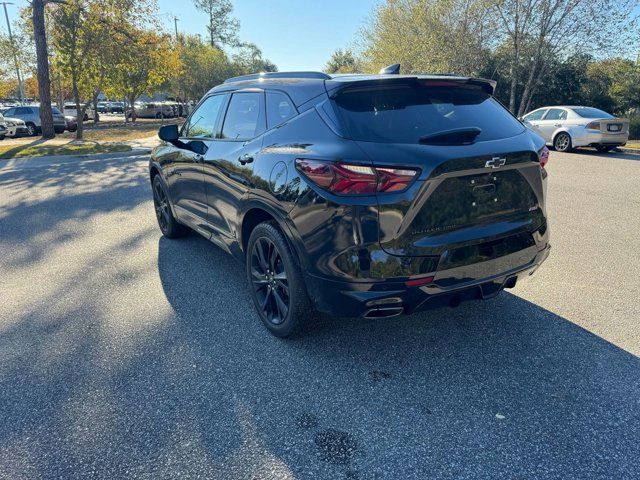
xmin=412 ymin=170 xmax=538 ymax=236
xmin=608 ymin=123 xmax=622 ymax=132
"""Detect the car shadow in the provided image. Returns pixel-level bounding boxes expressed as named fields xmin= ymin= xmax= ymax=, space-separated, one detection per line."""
xmin=560 ymin=147 xmax=640 ymax=161
xmin=156 ymin=233 xmax=640 ymax=478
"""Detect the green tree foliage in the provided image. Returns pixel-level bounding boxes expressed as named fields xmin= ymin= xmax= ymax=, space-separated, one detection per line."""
xmin=192 ymin=0 xmax=240 ymax=48
xmin=361 ymin=0 xmax=496 ymax=76
xmin=324 ymin=49 xmax=361 ymax=74
xmin=232 ymin=43 xmax=278 ymax=74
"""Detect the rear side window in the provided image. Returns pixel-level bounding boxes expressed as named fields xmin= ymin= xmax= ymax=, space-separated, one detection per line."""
xmin=15 ymin=107 xmax=31 ymax=115
xmin=221 ymin=92 xmax=264 ymax=141
xmin=544 ymin=109 xmax=567 ymax=120
xmin=333 ymin=83 xmax=524 ymax=143
xmin=266 ymin=91 xmax=296 ymax=129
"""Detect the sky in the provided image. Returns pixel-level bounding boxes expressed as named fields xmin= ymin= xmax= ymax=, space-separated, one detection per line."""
xmin=4 ymin=0 xmax=379 ymax=72
xmin=155 ymin=0 xmax=380 ymax=71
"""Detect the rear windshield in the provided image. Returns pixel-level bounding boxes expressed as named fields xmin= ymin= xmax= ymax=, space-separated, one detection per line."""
xmin=572 ymin=107 xmax=613 ymax=119
xmin=332 ymin=82 xmax=524 ymax=143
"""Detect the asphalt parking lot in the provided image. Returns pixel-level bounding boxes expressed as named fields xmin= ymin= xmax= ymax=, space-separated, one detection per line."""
xmin=0 ymin=150 xmax=639 ymax=479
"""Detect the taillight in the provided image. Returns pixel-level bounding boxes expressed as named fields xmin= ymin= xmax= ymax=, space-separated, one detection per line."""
xmin=586 ymin=121 xmax=601 ymax=131
xmin=538 ymin=146 xmax=550 ymax=168
xmin=295 ymin=159 xmax=419 ymax=195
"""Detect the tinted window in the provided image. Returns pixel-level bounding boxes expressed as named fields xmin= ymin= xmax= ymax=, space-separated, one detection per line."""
xmin=52 ymin=107 xmax=63 ymax=115
xmin=15 ymin=107 xmax=31 ymax=115
xmin=266 ymin=91 xmax=296 ymax=129
xmin=182 ymin=94 xmax=226 ymax=139
xmin=544 ymin=109 xmax=567 ymax=120
xmin=523 ymin=109 xmax=547 ymax=121
xmin=4 ymin=109 xmax=15 ymax=116
xmin=333 ymin=83 xmax=524 ymax=143
xmin=221 ymin=92 xmax=263 ymax=140
xmin=572 ymin=107 xmax=613 ymax=119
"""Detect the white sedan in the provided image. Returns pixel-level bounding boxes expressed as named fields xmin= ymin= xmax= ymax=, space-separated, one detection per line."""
xmin=521 ymin=106 xmax=629 ymax=153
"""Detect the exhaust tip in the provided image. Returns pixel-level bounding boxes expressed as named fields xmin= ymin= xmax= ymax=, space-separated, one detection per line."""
xmin=363 ymin=307 xmax=404 ymax=319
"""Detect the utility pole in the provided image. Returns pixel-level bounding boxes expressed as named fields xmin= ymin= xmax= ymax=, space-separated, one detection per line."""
xmin=174 ymin=16 xmax=179 ymax=42
xmin=1 ymin=2 xmax=25 ymax=103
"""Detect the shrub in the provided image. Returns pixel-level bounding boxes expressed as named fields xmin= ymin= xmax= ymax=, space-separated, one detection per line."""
xmin=629 ymin=116 xmax=640 ymax=140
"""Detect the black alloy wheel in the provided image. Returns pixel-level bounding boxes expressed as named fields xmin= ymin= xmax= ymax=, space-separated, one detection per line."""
xmin=152 ymin=175 xmax=188 ymax=238
xmin=246 ymin=222 xmax=313 ymax=337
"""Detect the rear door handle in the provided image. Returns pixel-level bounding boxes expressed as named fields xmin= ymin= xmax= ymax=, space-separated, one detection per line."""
xmin=239 ymin=154 xmax=254 ymax=165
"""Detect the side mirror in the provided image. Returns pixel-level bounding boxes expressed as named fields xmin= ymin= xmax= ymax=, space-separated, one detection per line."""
xmin=189 ymin=140 xmax=208 ymax=155
xmin=158 ymin=124 xmax=179 ymax=142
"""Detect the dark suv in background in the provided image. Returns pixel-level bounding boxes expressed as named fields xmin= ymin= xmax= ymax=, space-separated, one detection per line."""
xmin=150 ymin=68 xmax=550 ymax=337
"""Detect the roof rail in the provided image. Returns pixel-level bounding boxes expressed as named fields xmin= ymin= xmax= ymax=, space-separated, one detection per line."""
xmin=224 ymin=71 xmax=332 ymax=83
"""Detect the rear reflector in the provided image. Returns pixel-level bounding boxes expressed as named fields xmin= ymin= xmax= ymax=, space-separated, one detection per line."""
xmin=295 ymin=159 xmax=419 ymax=195
xmin=405 ymin=276 xmax=434 ymax=288
xmin=538 ymin=146 xmax=550 ymax=168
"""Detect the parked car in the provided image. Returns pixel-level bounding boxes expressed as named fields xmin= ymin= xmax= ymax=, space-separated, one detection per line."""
xmin=1 ymin=106 xmax=66 ymax=136
xmin=0 ymin=122 xmax=6 ymax=140
xmin=521 ymin=106 xmax=629 ymax=153
xmin=110 ymin=102 xmax=126 ymax=114
xmin=149 ymin=69 xmax=551 ymax=337
xmin=65 ymin=115 xmax=78 ymax=133
xmin=97 ymin=101 xmax=111 ymax=114
xmin=0 ymin=112 xmax=29 ymax=137
xmin=63 ymin=103 xmax=95 ymax=121
xmin=128 ymin=101 xmax=176 ymax=119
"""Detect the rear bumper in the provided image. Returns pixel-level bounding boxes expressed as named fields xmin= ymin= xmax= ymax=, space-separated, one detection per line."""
xmin=6 ymin=126 xmax=29 ymax=137
xmin=572 ymin=130 xmax=629 ymax=148
xmin=305 ymin=244 xmax=550 ymax=318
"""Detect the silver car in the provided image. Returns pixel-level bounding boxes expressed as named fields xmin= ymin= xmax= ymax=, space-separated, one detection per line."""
xmin=0 ymin=112 xmax=29 ymax=138
xmin=521 ymin=106 xmax=629 ymax=153
xmin=2 ymin=105 xmax=67 ymax=136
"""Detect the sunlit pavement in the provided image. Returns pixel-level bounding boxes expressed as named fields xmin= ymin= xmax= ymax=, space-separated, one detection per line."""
xmin=0 ymin=150 xmax=639 ymax=479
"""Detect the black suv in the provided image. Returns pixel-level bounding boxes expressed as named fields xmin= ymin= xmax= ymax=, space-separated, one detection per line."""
xmin=150 ymin=69 xmax=550 ymax=337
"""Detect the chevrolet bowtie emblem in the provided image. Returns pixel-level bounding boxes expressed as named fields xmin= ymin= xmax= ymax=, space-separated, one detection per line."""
xmin=485 ymin=157 xmax=507 ymax=169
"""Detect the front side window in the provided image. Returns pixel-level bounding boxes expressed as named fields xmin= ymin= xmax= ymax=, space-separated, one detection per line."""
xmin=523 ymin=109 xmax=547 ymax=122
xmin=221 ymin=92 xmax=263 ymax=141
xmin=4 ymin=109 xmax=15 ymax=117
xmin=544 ymin=109 xmax=567 ymax=121
xmin=266 ymin=91 xmax=296 ymax=129
xmin=182 ymin=94 xmax=227 ymax=139
xmin=15 ymin=107 xmax=31 ymax=115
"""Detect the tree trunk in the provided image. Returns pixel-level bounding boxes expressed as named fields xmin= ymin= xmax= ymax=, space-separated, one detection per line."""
xmin=32 ymin=0 xmax=56 ymax=139
xmin=93 ymin=94 xmax=99 ymax=124
xmin=73 ymin=83 xmax=84 ymax=141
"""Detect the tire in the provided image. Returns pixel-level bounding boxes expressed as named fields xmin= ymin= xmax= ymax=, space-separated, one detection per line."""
xmin=151 ymin=175 xmax=189 ymax=238
xmin=246 ymin=222 xmax=313 ymax=338
xmin=595 ymin=145 xmax=614 ymax=153
xmin=54 ymin=127 xmax=65 ymax=134
xmin=155 ymin=112 xmax=162 ymax=119
xmin=553 ymin=132 xmax=572 ymax=152
xmin=25 ymin=123 xmax=37 ymax=137
xmin=0 ymin=135 xmax=5 ymax=141
xmin=83 ymin=114 xmax=89 ymax=121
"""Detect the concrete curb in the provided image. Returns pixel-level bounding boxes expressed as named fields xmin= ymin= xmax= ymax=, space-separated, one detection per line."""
xmin=0 ymin=148 xmax=152 ymax=171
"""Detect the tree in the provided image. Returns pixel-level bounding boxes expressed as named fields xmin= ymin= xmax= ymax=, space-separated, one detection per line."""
xmin=231 ymin=43 xmax=277 ymax=74
xmin=494 ymin=0 xmax=638 ymax=116
xmin=324 ymin=49 xmax=361 ymax=74
xmin=178 ymin=34 xmax=234 ymax=102
xmin=0 ymin=77 xmax=18 ymax=98
xmin=106 ymin=28 xmax=180 ymax=122
xmin=360 ymin=0 xmax=497 ymax=76
xmin=192 ymin=0 xmax=239 ymax=48
xmin=31 ymin=0 xmax=65 ymax=139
